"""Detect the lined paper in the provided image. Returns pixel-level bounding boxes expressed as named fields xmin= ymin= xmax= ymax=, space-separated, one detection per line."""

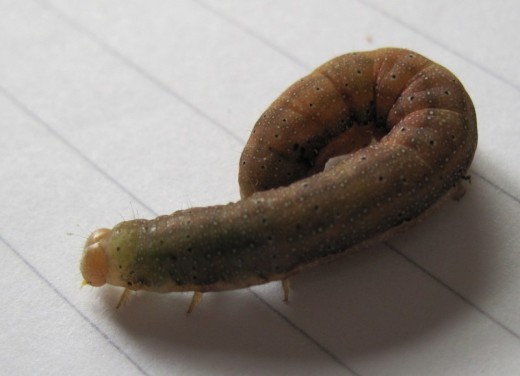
xmin=1 ymin=1 xmax=519 ymax=375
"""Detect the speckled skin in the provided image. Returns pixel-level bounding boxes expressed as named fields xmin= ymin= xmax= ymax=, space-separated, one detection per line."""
xmin=81 ymin=48 xmax=477 ymax=294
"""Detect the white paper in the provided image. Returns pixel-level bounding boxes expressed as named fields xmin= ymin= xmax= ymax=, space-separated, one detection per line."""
xmin=1 ymin=1 xmax=519 ymax=375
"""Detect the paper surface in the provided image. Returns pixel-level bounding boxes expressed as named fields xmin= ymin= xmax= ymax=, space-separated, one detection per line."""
xmin=1 ymin=1 xmax=519 ymax=375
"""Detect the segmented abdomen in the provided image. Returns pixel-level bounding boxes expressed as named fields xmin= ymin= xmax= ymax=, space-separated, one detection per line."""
xmin=239 ymin=48 xmax=476 ymax=197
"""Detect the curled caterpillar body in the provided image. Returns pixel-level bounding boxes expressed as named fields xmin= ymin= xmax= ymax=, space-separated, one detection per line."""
xmin=81 ymin=48 xmax=477 ymax=302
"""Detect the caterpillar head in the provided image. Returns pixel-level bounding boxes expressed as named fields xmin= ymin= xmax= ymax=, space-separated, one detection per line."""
xmin=81 ymin=228 xmax=111 ymax=286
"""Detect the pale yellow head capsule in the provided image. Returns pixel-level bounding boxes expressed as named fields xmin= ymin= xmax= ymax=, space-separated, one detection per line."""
xmin=80 ymin=228 xmax=111 ymax=287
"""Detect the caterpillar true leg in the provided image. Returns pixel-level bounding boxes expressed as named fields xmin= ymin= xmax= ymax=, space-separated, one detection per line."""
xmin=187 ymin=292 xmax=204 ymax=314
xmin=116 ymin=288 xmax=132 ymax=309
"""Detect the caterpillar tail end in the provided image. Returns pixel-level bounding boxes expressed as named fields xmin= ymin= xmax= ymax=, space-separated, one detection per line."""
xmin=451 ymin=182 xmax=467 ymax=201
xmin=80 ymin=228 xmax=111 ymax=287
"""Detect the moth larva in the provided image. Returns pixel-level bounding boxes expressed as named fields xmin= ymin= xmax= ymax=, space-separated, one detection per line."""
xmin=81 ymin=48 xmax=477 ymax=310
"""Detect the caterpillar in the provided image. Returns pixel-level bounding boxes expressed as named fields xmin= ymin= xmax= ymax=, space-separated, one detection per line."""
xmin=81 ymin=48 xmax=477 ymax=312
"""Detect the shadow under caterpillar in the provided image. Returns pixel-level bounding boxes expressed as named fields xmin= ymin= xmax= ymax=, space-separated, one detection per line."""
xmin=81 ymin=48 xmax=477 ymax=312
